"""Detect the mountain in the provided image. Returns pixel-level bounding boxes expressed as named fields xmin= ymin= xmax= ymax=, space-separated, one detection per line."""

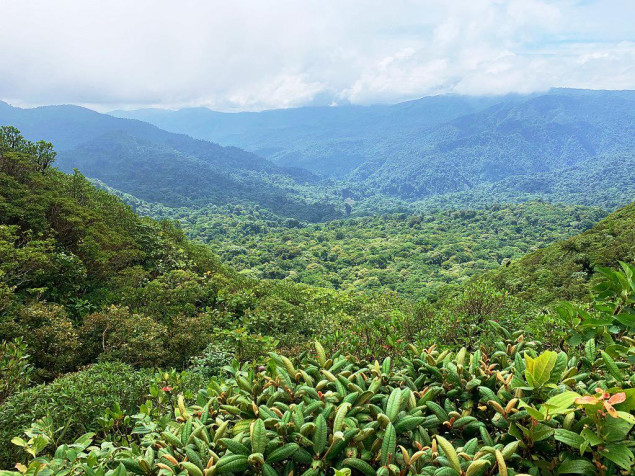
xmin=111 ymin=89 xmax=635 ymax=210
xmin=111 ymin=95 xmax=506 ymax=177
xmin=415 ymin=149 xmax=635 ymax=212
xmin=0 ymin=101 xmax=338 ymax=220
xmin=4 ymin=89 xmax=635 ymax=221
xmin=356 ymin=89 xmax=635 ymax=200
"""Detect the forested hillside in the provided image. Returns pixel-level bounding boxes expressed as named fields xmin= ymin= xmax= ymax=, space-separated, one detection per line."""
xmin=415 ymin=150 xmax=635 ymax=212
xmin=356 ymin=90 xmax=635 ymax=201
xmin=487 ymin=200 xmax=635 ymax=305
xmin=150 ymin=202 xmax=605 ymax=300
xmin=0 ymin=102 xmax=340 ymax=221
xmin=0 ymin=126 xmax=410 ymax=379
xmin=4 ymin=90 xmax=635 ymax=225
xmin=112 ymin=95 xmax=505 ymax=177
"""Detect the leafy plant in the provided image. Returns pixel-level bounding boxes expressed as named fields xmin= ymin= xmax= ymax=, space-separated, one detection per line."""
xmin=8 ymin=322 xmax=633 ymax=475
xmin=0 ymin=362 xmax=153 ymax=466
xmin=0 ymin=338 xmax=32 ymax=403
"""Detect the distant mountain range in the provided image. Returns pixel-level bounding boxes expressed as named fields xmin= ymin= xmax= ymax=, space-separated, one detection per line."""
xmin=354 ymin=89 xmax=635 ymax=200
xmin=0 ymin=100 xmax=338 ymax=221
xmin=111 ymin=95 xmax=508 ymax=177
xmin=112 ymin=89 xmax=635 ymax=209
xmin=2 ymin=88 xmax=635 ymax=221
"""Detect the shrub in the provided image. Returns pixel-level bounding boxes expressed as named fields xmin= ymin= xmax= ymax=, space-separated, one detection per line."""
xmin=164 ymin=313 xmax=215 ymax=369
xmin=0 ymin=361 xmax=152 ymax=467
xmin=0 ymin=337 xmax=32 ymax=404
xmin=80 ymin=306 xmax=168 ymax=367
xmin=188 ymin=341 xmax=235 ymax=379
xmin=12 ymin=330 xmax=634 ymax=475
xmin=0 ymin=302 xmax=81 ymax=379
xmin=320 ymin=292 xmax=416 ymax=360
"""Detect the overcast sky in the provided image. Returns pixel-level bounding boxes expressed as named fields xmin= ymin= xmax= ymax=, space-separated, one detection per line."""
xmin=1 ymin=0 xmax=634 ymax=111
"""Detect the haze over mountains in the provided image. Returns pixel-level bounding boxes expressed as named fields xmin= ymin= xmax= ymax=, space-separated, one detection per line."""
xmin=112 ymin=95 xmax=506 ymax=177
xmin=2 ymin=88 xmax=635 ymax=221
xmin=114 ymin=88 xmax=635 ymax=210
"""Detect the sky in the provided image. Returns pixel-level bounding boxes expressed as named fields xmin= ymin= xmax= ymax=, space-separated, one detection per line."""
xmin=0 ymin=0 xmax=634 ymax=112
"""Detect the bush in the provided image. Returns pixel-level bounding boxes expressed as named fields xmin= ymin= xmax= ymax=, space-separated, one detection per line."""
xmin=0 ymin=303 xmax=81 ymax=379
xmin=188 ymin=341 xmax=235 ymax=379
xmin=0 ymin=361 xmax=152 ymax=467
xmin=12 ymin=328 xmax=634 ymax=475
xmin=0 ymin=338 xmax=32 ymax=404
xmin=80 ymin=306 xmax=168 ymax=367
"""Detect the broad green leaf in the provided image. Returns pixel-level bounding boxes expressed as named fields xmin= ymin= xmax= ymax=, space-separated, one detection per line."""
xmin=580 ymin=429 xmax=602 ymax=446
xmin=541 ymin=391 xmax=580 ymax=414
xmin=380 ymin=423 xmax=396 ymax=466
xmin=601 ymin=415 xmax=633 ymax=442
xmin=601 ymin=351 xmax=623 ymax=380
xmin=385 ymin=388 xmax=402 ymax=422
xmin=251 ymin=419 xmax=267 ymax=455
xmin=313 ymin=414 xmax=327 ymax=454
xmin=556 ymin=458 xmax=596 ymax=475
xmin=554 ymin=429 xmax=585 ymax=451
xmin=436 ymin=435 xmax=461 ymax=474
xmin=616 ymin=411 xmax=635 ymax=424
xmin=111 ymin=464 xmax=128 ymax=476
xmin=600 ymin=443 xmax=634 ymax=470
xmin=525 ymin=351 xmax=558 ymax=388
xmin=614 ymin=312 xmax=635 ymax=328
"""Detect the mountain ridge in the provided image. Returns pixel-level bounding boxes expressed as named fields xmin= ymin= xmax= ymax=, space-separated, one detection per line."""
xmin=0 ymin=101 xmax=338 ymax=220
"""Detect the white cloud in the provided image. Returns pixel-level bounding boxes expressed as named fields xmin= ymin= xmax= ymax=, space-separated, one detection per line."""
xmin=0 ymin=0 xmax=633 ymax=111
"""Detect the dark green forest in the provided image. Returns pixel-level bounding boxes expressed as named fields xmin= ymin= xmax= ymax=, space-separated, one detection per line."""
xmin=0 ymin=113 xmax=633 ymax=475
xmin=130 ymin=202 xmax=605 ymax=300
xmin=114 ymin=89 xmax=635 ymax=209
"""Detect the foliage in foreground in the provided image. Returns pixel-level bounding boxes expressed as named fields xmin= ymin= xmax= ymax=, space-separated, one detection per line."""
xmin=5 ymin=265 xmax=634 ymax=475
xmin=0 ymin=363 xmax=154 ymax=464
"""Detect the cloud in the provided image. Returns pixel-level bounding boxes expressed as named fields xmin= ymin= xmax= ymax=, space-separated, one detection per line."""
xmin=0 ymin=0 xmax=633 ymax=111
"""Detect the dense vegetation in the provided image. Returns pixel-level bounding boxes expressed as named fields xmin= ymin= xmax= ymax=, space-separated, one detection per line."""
xmin=413 ymin=150 xmax=635 ymax=213
xmin=0 ymin=127 xmax=419 ymax=382
xmin=130 ymin=202 xmax=603 ymax=300
xmin=487 ymin=200 xmax=635 ymax=305
xmin=3 ymin=265 xmax=635 ymax=475
xmin=4 ymin=90 xmax=635 ymax=229
xmin=0 ymin=102 xmax=341 ymax=222
xmin=0 ymin=125 xmax=633 ymax=474
xmin=113 ymin=90 xmax=635 ymax=213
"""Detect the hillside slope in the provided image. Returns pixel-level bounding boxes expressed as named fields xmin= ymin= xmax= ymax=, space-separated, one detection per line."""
xmin=111 ymin=89 xmax=635 ymax=211
xmin=0 ymin=129 xmax=411 ymax=380
xmin=358 ymin=89 xmax=635 ymax=200
xmin=487 ymin=200 xmax=635 ymax=304
xmin=411 ymin=149 xmax=635 ymax=213
xmin=0 ymin=102 xmax=338 ymax=220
